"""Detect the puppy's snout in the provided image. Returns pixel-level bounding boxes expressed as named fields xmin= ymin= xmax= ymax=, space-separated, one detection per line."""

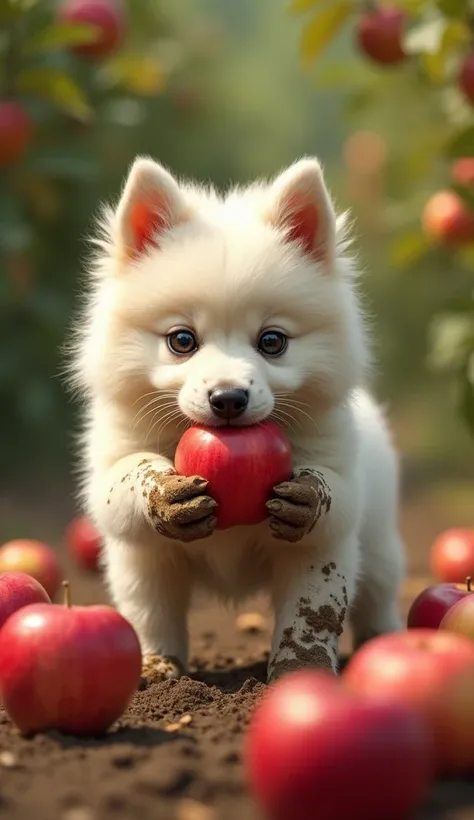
xmin=208 ymin=387 xmax=249 ymax=420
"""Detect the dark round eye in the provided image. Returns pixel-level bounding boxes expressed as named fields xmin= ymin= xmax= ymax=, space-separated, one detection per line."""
xmin=167 ymin=329 xmax=198 ymax=356
xmin=257 ymin=330 xmax=288 ymax=357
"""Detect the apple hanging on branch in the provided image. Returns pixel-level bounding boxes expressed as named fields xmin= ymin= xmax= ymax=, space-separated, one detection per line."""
xmin=0 ymin=581 xmax=142 ymax=736
xmin=0 ymin=101 xmax=33 ymax=166
xmin=174 ymin=421 xmax=293 ymax=530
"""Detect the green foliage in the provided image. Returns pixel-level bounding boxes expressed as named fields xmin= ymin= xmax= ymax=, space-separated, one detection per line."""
xmin=294 ymin=0 xmax=474 ymax=439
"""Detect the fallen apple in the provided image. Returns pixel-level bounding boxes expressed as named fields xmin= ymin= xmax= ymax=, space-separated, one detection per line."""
xmin=431 ymin=528 xmax=474 ymax=583
xmin=0 ymin=582 xmax=141 ymax=736
xmin=0 ymin=539 xmax=62 ymax=600
xmin=65 ymin=516 xmax=102 ymax=573
xmin=0 ymin=572 xmax=50 ymax=631
xmin=440 ymin=591 xmax=474 ymax=644
xmin=246 ymin=669 xmax=432 ymax=820
xmin=343 ymin=629 xmax=474 ymax=775
xmin=407 ymin=578 xmax=473 ymax=630
xmin=174 ymin=422 xmax=292 ymax=529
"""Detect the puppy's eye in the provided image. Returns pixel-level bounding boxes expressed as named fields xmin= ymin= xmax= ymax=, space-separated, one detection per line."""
xmin=257 ymin=330 xmax=288 ymax=357
xmin=166 ymin=329 xmax=198 ymax=356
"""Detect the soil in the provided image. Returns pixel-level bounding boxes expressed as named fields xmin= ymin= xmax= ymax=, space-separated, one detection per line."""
xmin=2 ymin=500 xmax=474 ymax=820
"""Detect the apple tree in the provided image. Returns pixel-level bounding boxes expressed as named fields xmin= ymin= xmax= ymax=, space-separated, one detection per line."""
xmin=292 ymin=0 xmax=474 ymax=436
xmin=0 ymin=0 xmax=221 ymax=478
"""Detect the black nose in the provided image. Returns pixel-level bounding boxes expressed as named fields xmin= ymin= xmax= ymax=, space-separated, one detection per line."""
xmin=208 ymin=387 xmax=249 ymax=420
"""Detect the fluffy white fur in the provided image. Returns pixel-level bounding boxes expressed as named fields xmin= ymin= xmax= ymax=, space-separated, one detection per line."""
xmin=69 ymin=155 xmax=405 ymax=681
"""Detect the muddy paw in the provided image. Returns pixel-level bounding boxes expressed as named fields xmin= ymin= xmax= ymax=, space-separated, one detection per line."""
xmin=140 ymin=654 xmax=186 ymax=687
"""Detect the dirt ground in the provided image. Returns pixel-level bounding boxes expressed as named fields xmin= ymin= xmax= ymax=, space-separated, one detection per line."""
xmin=1 ymin=486 xmax=474 ymax=820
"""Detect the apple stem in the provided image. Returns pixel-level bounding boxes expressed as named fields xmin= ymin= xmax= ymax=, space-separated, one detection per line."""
xmin=62 ymin=580 xmax=71 ymax=608
xmin=467 ymin=577 xmax=472 ymax=593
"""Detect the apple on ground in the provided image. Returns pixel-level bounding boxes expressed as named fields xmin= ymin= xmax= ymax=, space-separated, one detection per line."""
xmin=246 ymin=669 xmax=432 ymax=820
xmin=0 ymin=582 xmax=142 ymax=736
xmin=422 ymin=191 xmax=474 ymax=246
xmin=0 ymin=101 xmax=33 ymax=166
xmin=0 ymin=539 xmax=62 ymax=600
xmin=0 ymin=572 xmax=50 ymax=631
xmin=459 ymin=54 xmax=474 ymax=106
xmin=356 ymin=5 xmax=407 ymax=66
xmin=407 ymin=578 xmax=473 ymax=630
xmin=440 ymin=592 xmax=474 ymax=644
xmin=430 ymin=528 xmax=474 ymax=583
xmin=66 ymin=516 xmax=102 ymax=573
xmin=174 ymin=421 xmax=292 ymax=530
xmin=343 ymin=629 xmax=474 ymax=776
xmin=57 ymin=0 xmax=126 ymax=59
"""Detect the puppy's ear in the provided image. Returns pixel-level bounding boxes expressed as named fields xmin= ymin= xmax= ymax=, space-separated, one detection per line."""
xmin=266 ymin=158 xmax=336 ymax=270
xmin=115 ymin=157 xmax=187 ymax=260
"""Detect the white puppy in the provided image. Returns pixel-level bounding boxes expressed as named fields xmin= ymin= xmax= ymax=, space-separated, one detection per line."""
xmin=69 ymin=156 xmax=405 ymax=683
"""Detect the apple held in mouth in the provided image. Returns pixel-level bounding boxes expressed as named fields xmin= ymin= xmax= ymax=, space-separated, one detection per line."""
xmin=0 ymin=582 xmax=142 ymax=736
xmin=175 ymin=421 xmax=293 ymax=529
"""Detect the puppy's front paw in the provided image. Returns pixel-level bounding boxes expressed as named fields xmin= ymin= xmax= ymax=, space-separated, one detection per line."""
xmin=266 ymin=468 xmax=332 ymax=543
xmin=146 ymin=473 xmax=218 ymax=542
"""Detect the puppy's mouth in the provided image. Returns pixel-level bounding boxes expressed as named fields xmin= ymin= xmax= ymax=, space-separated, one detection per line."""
xmin=182 ymin=403 xmax=270 ymax=429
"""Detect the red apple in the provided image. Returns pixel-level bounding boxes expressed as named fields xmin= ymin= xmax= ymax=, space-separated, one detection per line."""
xmin=174 ymin=422 xmax=292 ymax=530
xmin=246 ymin=669 xmax=432 ymax=820
xmin=459 ymin=54 xmax=474 ymax=106
xmin=431 ymin=528 xmax=474 ymax=583
xmin=65 ymin=516 xmax=102 ymax=573
xmin=422 ymin=191 xmax=474 ymax=246
xmin=440 ymin=593 xmax=474 ymax=643
xmin=451 ymin=158 xmax=474 ymax=190
xmin=0 ymin=583 xmax=141 ymax=736
xmin=356 ymin=5 xmax=407 ymax=66
xmin=57 ymin=0 xmax=125 ymax=59
xmin=344 ymin=629 xmax=474 ymax=775
xmin=0 ymin=572 xmax=50 ymax=631
xmin=407 ymin=578 xmax=473 ymax=630
xmin=0 ymin=539 xmax=62 ymax=600
xmin=0 ymin=101 xmax=33 ymax=166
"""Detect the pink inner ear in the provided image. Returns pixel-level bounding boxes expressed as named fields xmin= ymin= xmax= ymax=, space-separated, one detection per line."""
xmin=285 ymin=194 xmax=320 ymax=257
xmin=129 ymin=195 xmax=169 ymax=256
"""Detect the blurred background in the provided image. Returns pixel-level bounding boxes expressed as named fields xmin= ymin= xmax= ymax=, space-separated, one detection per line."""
xmin=1 ymin=0 xmax=473 ymax=579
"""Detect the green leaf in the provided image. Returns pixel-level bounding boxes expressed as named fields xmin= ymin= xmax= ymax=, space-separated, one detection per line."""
xmin=301 ymin=3 xmax=353 ymax=67
xmin=437 ymin=0 xmax=470 ymax=18
xmin=23 ymin=22 xmax=100 ymax=55
xmin=288 ymin=0 xmax=331 ymax=14
xmin=0 ymin=0 xmax=38 ymax=18
xmin=445 ymin=125 xmax=474 ymax=158
xmin=388 ymin=230 xmax=431 ymax=269
xmin=102 ymin=55 xmax=166 ymax=96
xmin=15 ymin=68 xmax=92 ymax=122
